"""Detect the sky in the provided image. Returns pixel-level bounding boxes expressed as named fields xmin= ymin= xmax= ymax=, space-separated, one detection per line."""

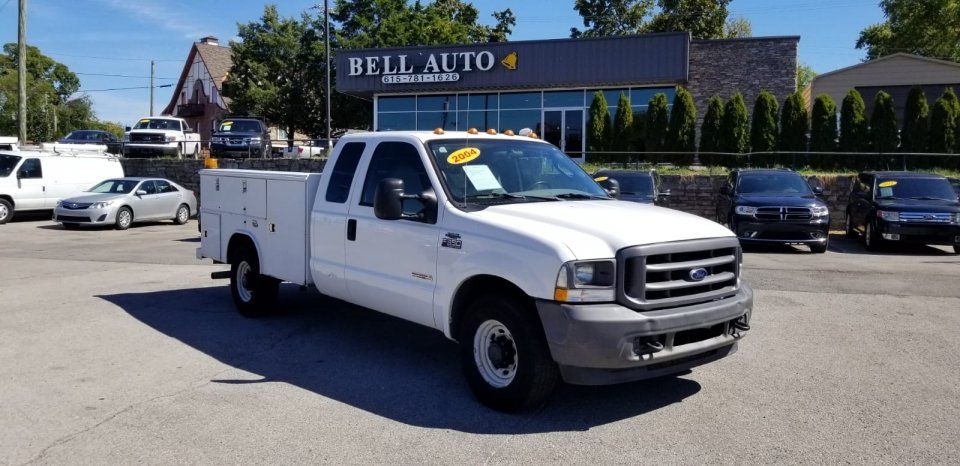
xmin=0 ymin=0 xmax=885 ymax=126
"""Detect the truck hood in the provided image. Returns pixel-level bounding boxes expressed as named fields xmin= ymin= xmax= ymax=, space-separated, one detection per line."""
xmin=472 ymin=200 xmax=734 ymax=259
xmin=875 ymin=198 xmax=960 ymax=213
xmin=735 ymin=194 xmax=824 ymax=208
xmin=213 ymin=131 xmax=261 ymax=138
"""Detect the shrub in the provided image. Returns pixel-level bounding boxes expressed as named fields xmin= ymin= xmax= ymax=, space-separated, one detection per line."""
xmin=870 ymin=90 xmax=899 ymax=153
xmin=611 ymin=92 xmax=634 ymax=151
xmin=587 ymin=91 xmax=611 ymax=152
xmin=900 ymin=86 xmax=929 ymax=152
xmin=809 ymin=94 xmax=838 ymax=152
xmin=839 ymin=89 xmax=869 ymax=152
xmin=699 ymin=95 xmax=723 ymax=153
xmin=645 ymin=93 xmax=669 ymax=151
xmin=666 ymin=88 xmax=696 ymax=151
xmin=750 ymin=91 xmax=779 ymax=152
xmin=779 ymin=91 xmax=809 ymax=151
xmin=930 ymin=88 xmax=959 ymax=153
xmin=719 ymin=93 xmax=749 ymax=153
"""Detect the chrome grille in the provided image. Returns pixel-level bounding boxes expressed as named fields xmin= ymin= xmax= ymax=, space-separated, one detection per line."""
xmin=617 ymin=237 xmax=741 ymax=311
xmin=130 ymin=132 xmax=165 ymax=143
xmin=755 ymin=206 xmax=812 ymax=221
xmin=899 ymin=212 xmax=953 ymax=223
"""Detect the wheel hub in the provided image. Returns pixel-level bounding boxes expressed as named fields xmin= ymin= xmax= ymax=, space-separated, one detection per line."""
xmin=487 ymin=334 xmax=516 ymax=369
xmin=473 ymin=319 xmax=518 ymax=388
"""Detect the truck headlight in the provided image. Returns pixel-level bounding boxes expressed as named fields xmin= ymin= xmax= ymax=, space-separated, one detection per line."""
xmin=554 ymin=260 xmax=616 ymax=303
xmin=91 ymin=201 xmax=114 ymax=209
xmin=877 ymin=210 xmax=899 ymax=222
xmin=122 ymin=134 xmax=130 ymax=142
xmin=811 ymin=206 xmax=830 ymax=217
xmin=735 ymin=206 xmax=757 ymax=216
xmin=247 ymin=137 xmax=261 ymax=144
xmin=165 ymin=135 xmax=177 ymax=142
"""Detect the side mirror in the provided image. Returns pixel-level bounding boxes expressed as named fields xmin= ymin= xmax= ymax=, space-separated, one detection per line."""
xmin=719 ymin=186 xmax=731 ymax=196
xmin=374 ymin=178 xmax=405 ymax=220
xmin=597 ymin=178 xmax=620 ymax=199
xmin=136 ymin=189 xmax=148 ymax=196
xmin=125 ymin=126 xmax=131 ymax=132
xmin=813 ymin=185 xmax=824 ymax=195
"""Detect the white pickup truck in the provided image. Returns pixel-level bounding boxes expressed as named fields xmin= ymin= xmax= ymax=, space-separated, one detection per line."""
xmin=196 ymin=130 xmax=753 ymax=411
xmin=123 ymin=117 xmax=201 ymax=158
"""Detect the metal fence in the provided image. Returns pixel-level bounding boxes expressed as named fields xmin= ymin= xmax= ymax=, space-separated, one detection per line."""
xmin=88 ymin=138 xmax=333 ymax=160
xmin=581 ymin=151 xmax=960 ymax=172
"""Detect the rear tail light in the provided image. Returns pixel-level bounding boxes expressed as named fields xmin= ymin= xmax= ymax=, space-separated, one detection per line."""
xmin=298 ymin=147 xmax=304 ymax=154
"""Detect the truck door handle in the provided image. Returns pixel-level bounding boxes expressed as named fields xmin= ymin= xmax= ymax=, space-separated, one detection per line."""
xmin=347 ymin=219 xmax=357 ymax=241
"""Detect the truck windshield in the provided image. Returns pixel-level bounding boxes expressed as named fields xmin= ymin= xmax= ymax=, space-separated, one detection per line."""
xmin=134 ymin=119 xmax=180 ymax=130
xmin=737 ymin=173 xmax=813 ymax=196
xmin=875 ymin=177 xmax=959 ymax=201
xmin=428 ymin=139 xmax=608 ymax=204
xmin=0 ymin=154 xmax=21 ymax=177
xmin=218 ymin=120 xmax=261 ymax=132
xmin=88 ymin=179 xmax=139 ymax=194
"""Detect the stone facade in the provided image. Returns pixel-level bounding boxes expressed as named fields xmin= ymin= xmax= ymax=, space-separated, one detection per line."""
xmin=686 ymin=37 xmax=799 ymax=126
xmin=121 ymin=160 xmax=852 ymax=229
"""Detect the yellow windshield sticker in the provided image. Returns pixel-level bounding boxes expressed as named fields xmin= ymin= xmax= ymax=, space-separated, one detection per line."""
xmin=594 ymin=176 xmax=609 ymax=182
xmin=878 ymin=180 xmax=897 ymax=188
xmin=138 ymin=119 xmax=150 ymax=124
xmin=447 ymin=147 xmax=480 ymax=165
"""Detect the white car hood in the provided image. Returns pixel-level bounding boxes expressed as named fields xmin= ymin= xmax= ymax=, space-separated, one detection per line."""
xmin=472 ymin=200 xmax=735 ymax=259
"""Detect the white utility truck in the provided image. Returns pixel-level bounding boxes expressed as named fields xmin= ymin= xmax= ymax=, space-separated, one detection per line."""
xmin=197 ymin=130 xmax=753 ymax=411
xmin=123 ymin=117 xmax=202 ymax=158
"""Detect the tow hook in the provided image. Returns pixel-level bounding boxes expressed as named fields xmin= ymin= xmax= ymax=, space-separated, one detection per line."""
xmin=730 ymin=316 xmax=750 ymax=337
xmin=634 ymin=337 xmax=665 ymax=356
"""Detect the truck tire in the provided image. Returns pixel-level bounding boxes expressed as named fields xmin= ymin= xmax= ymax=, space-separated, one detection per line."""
xmin=0 ymin=198 xmax=12 ymax=224
xmin=174 ymin=204 xmax=190 ymax=225
xmin=845 ymin=212 xmax=857 ymax=238
xmin=457 ymin=295 xmax=559 ymax=412
xmin=864 ymin=221 xmax=882 ymax=251
xmin=230 ymin=247 xmax=279 ymax=318
xmin=115 ymin=207 xmax=133 ymax=230
xmin=810 ymin=239 xmax=828 ymax=254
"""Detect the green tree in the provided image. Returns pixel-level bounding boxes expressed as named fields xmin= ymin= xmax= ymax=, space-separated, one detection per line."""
xmin=779 ymin=92 xmax=809 ymax=151
xmin=723 ymin=15 xmax=752 ymax=38
xmin=719 ymin=93 xmax=749 ymax=153
xmin=646 ymin=0 xmax=732 ymax=39
xmin=666 ymin=88 xmax=696 ymax=151
xmin=631 ymin=113 xmax=646 ymax=151
xmin=870 ymin=91 xmax=899 ymax=152
xmin=856 ymin=0 xmax=960 ymax=62
xmin=612 ymin=92 xmax=634 ymax=151
xmin=901 ymin=86 xmax=929 ymax=152
xmin=929 ymin=88 xmax=959 ymax=153
xmin=587 ymin=91 xmax=611 ymax=152
xmin=809 ymin=94 xmax=838 ymax=152
xmin=570 ymin=0 xmax=652 ymax=38
xmin=699 ymin=95 xmax=724 ymax=152
xmin=839 ymin=89 xmax=869 ymax=152
xmin=750 ymin=91 xmax=779 ymax=152
xmin=645 ymin=93 xmax=669 ymax=151
xmin=797 ymin=62 xmax=816 ymax=92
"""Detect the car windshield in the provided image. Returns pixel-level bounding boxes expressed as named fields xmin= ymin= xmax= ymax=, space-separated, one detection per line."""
xmin=88 ymin=179 xmax=139 ymax=194
xmin=64 ymin=131 xmax=102 ymax=141
xmin=218 ymin=120 xmax=261 ymax=132
xmin=737 ymin=172 xmax=813 ymax=196
xmin=134 ymin=119 xmax=180 ymax=130
xmin=428 ymin=139 xmax=609 ymax=204
xmin=875 ymin=177 xmax=959 ymax=201
xmin=0 ymin=154 xmax=21 ymax=177
xmin=600 ymin=173 xmax=654 ymax=196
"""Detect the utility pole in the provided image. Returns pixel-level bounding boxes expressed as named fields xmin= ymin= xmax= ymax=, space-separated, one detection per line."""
xmin=324 ymin=0 xmax=332 ymax=145
xmin=17 ymin=0 xmax=27 ymax=143
xmin=150 ymin=60 xmax=155 ymax=116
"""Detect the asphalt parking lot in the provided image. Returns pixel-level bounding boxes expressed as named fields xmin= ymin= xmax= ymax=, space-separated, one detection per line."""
xmin=2 ymin=215 xmax=959 ymax=464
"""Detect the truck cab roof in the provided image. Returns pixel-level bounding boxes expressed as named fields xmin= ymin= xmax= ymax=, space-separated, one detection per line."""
xmin=339 ymin=130 xmax=551 ymax=145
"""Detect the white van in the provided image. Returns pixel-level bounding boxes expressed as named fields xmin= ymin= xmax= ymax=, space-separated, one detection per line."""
xmin=0 ymin=149 xmax=124 ymax=224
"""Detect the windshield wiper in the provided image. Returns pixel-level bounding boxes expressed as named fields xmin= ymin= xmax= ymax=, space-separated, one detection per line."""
xmin=554 ymin=193 xmax=611 ymax=200
xmin=907 ymin=196 xmax=951 ymax=201
xmin=463 ymin=192 xmax=559 ymax=203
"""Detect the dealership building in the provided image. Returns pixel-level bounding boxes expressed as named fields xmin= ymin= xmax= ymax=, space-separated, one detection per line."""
xmin=336 ymin=32 xmax=798 ymax=158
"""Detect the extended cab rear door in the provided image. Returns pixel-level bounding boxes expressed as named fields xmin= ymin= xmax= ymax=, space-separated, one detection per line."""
xmin=343 ymin=140 xmax=440 ymax=328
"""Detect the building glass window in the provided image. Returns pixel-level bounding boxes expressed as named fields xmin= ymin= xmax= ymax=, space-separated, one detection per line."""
xmin=379 ymin=96 xmax=416 ymax=112
xmin=464 ymin=93 xmax=498 ymax=111
xmin=417 ymin=111 xmax=457 ymax=131
xmin=417 ymin=94 xmax=456 ymax=111
xmin=378 ymin=112 xmax=416 ymax=131
xmin=499 ymin=92 xmax=541 ymax=109
xmin=457 ymin=110 xmax=498 ymax=131
xmin=544 ymin=90 xmax=584 ymax=108
xmin=499 ymin=109 xmax=541 ymax=133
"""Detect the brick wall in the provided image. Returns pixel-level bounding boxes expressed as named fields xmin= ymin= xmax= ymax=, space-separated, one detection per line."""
xmin=687 ymin=37 xmax=799 ymax=126
xmin=120 ymin=160 xmax=852 ymax=229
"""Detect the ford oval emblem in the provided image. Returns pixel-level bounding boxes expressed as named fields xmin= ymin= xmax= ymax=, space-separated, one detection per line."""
xmin=688 ymin=268 xmax=709 ymax=281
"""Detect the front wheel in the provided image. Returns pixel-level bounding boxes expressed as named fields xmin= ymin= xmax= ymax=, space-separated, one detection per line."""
xmin=173 ymin=204 xmax=190 ymax=225
xmin=864 ymin=221 xmax=882 ymax=251
xmin=230 ymin=248 xmax=279 ymax=318
xmin=845 ymin=212 xmax=857 ymax=238
xmin=115 ymin=207 xmax=133 ymax=230
xmin=0 ymin=198 xmax=12 ymax=224
xmin=810 ymin=239 xmax=828 ymax=254
xmin=458 ymin=295 xmax=559 ymax=412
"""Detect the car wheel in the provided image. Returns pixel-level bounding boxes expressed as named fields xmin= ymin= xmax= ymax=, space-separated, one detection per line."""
xmin=810 ymin=238 xmax=828 ymax=254
xmin=0 ymin=198 xmax=12 ymax=224
xmin=458 ymin=294 xmax=560 ymax=412
xmin=173 ymin=204 xmax=190 ymax=225
xmin=845 ymin=212 xmax=857 ymax=238
xmin=115 ymin=207 xmax=133 ymax=230
xmin=230 ymin=247 xmax=280 ymax=318
xmin=864 ymin=221 xmax=882 ymax=251
xmin=62 ymin=223 xmax=80 ymax=230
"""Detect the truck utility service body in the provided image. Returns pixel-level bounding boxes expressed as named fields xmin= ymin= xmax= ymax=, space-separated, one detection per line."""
xmin=197 ymin=131 xmax=753 ymax=410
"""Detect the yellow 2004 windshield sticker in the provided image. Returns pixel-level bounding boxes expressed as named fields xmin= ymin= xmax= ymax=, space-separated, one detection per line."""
xmin=594 ymin=176 xmax=609 ymax=182
xmin=878 ymin=180 xmax=897 ymax=188
xmin=447 ymin=147 xmax=480 ymax=165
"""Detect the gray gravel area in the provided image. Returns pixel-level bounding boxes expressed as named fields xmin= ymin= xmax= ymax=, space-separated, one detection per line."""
xmin=1 ymin=215 xmax=958 ymax=464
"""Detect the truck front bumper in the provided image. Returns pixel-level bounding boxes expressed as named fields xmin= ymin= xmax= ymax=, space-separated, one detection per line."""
xmin=536 ymin=284 xmax=753 ymax=385
xmin=876 ymin=221 xmax=960 ymax=246
xmin=734 ymin=217 xmax=830 ymax=245
xmin=123 ymin=143 xmax=180 ymax=157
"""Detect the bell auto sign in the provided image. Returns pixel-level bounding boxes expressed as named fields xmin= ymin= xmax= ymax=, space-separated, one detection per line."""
xmin=347 ymin=51 xmax=513 ymax=84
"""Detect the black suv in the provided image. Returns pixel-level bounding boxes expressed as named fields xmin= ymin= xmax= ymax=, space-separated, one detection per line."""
xmin=846 ymin=171 xmax=960 ymax=253
xmin=210 ymin=118 xmax=271 ymax=158
xmin=592 ymin=169 xmax=670 ymax=205
xmin=717 ymin=169 xmax=831 ymax=253
xmin=59 ymin=130 xmax=122 ymax=154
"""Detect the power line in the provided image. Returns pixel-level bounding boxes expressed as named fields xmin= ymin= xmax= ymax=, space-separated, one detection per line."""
xmin=74 ymin=71 xmax=177 ymax=80
xmin=78 ymin=84 xmax=173 ymax=93
xmin=44 ymin=51 xmax=182 ymax=62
